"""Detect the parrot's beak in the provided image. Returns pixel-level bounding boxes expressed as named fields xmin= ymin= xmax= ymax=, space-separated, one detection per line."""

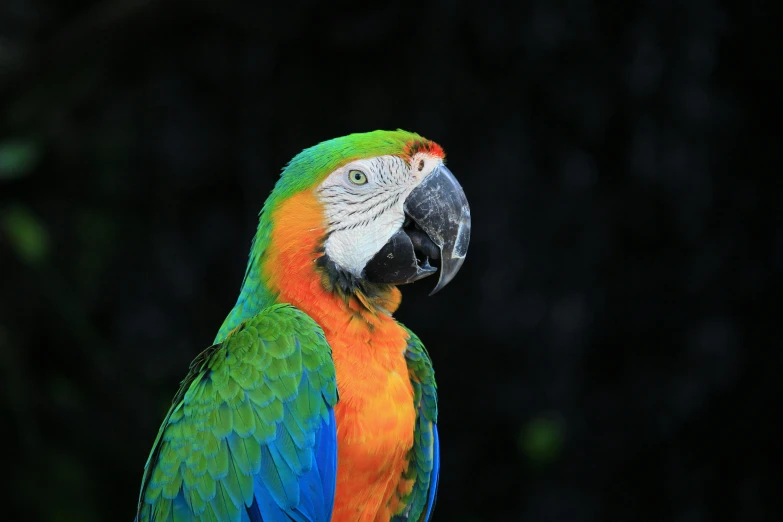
xmin=405 ymin=164 xmax=471 ymax=294
xmin=363 ymin=163 xmax=471 ymax=295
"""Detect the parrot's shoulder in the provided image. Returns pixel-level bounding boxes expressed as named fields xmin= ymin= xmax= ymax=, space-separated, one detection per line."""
xmin=135 ymin=303 xmax=338 ymax=522
xmin=179 ymin=302 xmax=338 ymax=409
xmin=219 ymin=303 xmax=330 ymax=351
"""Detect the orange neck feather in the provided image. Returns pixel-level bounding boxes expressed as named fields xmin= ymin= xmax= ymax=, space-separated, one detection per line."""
xmin=261 ymin=190 xmax=402 ymax=339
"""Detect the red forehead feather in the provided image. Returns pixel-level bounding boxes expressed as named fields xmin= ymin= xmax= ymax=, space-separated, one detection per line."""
xmin=404 ymin=139 xmax=445 ymax=160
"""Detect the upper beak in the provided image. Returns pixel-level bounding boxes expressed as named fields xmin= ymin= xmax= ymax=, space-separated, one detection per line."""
xmin=404 ymin=163 xmax=471 ymax=295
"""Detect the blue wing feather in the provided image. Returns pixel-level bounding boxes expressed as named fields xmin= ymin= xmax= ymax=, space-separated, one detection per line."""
xmin=247 ymin=408 xmax=336 ymax=521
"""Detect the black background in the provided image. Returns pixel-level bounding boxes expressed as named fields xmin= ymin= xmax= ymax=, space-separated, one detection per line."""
xmin=1 ymin=1 xmax=779 ymax=521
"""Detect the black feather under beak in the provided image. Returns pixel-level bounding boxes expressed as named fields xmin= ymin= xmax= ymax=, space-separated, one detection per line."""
xmin=363 ymin=164 xmax=471 ymax=295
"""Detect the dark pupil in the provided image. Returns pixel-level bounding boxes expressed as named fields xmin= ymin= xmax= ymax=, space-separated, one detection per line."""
xmin=354 ymin=173 xmax=361 ymax=180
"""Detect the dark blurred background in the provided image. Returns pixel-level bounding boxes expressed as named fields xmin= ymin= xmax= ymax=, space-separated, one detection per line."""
xmin=1 ymin=1 xmax=779 ymax=521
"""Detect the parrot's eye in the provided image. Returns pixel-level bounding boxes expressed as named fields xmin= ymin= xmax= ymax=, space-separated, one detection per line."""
xmin=348 ymin=170 xmax=368 ymax=185
xmin=418 ymin=160 xmax=425 ymax=171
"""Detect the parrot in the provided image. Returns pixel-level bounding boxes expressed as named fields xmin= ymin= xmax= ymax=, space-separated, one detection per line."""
xmin=134 ymin=129 xmax=471 ymax=522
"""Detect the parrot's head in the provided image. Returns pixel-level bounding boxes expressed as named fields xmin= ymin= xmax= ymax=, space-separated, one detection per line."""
xmin=258 ymin=129 xmax=470 ymax=306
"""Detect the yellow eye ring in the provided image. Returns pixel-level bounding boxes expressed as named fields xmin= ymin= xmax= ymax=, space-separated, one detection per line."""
xmin=348 ymin=170 xmax=368 ymax=185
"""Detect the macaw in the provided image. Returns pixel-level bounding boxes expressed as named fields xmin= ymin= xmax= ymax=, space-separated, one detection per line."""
xmin=135 ymin=130 xmax=471 ymax=522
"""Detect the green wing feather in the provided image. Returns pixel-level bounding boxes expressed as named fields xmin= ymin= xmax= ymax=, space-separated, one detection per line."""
xmin=135 ymin=303 xmax=338 ymax=522
xmin=392 ymin=325 xmax=440 ymax=522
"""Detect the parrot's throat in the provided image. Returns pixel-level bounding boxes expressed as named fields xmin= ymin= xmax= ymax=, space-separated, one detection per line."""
xmin=314 ymin=252 xmax=397 ymax=311
xmin=260 ymin=191 xmax=402 ymax=331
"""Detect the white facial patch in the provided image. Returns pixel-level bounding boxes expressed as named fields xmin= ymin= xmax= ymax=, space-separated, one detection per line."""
xmin=316 ymin=153 xmax=441 ymax=277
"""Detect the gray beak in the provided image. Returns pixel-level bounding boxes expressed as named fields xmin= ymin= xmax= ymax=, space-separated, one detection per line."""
xmin=403 ymin=163 xmax=471 ymax=295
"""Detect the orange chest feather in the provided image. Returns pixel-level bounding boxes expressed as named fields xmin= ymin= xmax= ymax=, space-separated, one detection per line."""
xmin=329 ymin=323 xmax=416 ymax=522
xmin=330 ymin=322 xmax=416 ymax=471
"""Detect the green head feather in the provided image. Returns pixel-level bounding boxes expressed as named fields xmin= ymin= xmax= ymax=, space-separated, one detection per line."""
xmin=264 ymin=129 xmax=429 ymax=210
